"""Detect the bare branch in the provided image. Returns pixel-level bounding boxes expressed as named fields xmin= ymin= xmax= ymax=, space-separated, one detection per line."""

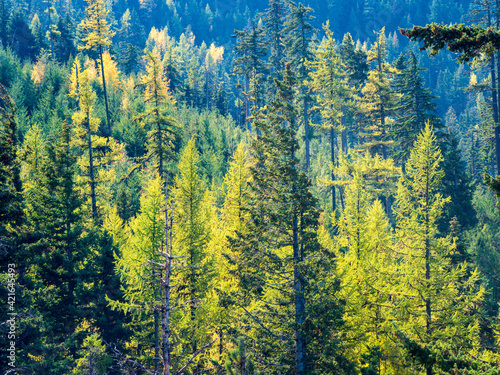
xmin=174 ymin=336 xmax=219 ymax=375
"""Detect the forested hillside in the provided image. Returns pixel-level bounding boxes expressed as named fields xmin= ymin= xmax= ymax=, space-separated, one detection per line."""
xmin=1 ymin=0 xmax=500 ymax=374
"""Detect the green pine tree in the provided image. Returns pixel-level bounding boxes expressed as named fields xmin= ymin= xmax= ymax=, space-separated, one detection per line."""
xmin=285 ymin=1 xmax=316 ymax=171
xmin=79 ymin=0 xmax=115 ymax=136
xmin=307 ymin=21 xmax=353 ymax=211
xmin=231 ymin=65 xmax=345 ymax=374
xmin=358 ymin=28 xmax=400 ymax=159
xmin=137 ymin=49 xmax=181 ymax=181
xmin=393 ymin=123 xmax=484 ymax=375
xmin=391 ymin=52 xmax=441 ymax=165
xmin=232 ymin=19 xmax=268 ymax=132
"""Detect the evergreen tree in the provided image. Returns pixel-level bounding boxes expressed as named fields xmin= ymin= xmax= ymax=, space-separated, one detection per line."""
xmin=137 ymin=49 xmax=181 ymax=181
xmin=30 ymin=13 xmax=45 ymax=56
xmin=42 ymin=0 xmax=59 ymax=60
xmin=71 ymin=66 xmax=99 ymax=220
xmin=164 ymin=45 xmax=182 ymax=94
xmin=332 ymin=151 xmax=399 ymax=373
xmin=0 ymin=83 xmax=22 ymax=249
xmin=55 ymin=12 xmax=76 ymax=63
xmin=285 ymin=1 xmax=316 ymax=171
xmin=358 ymin=28 xmax=400 ymax=159
xmin=262 ymin=0 xmax=288 ymax=81
xmin=392 ymin=52 xmax=441 ymax=165
xmin=339 ymin=32 xmax=368 ymax=153
xmin=205 ymin=142 xmax=252 ymax=362
xmin=0 ymin=0 xmax=8 ymax=47
xmin=393 ymin=123 xmax=484 ymax=375
xmin=108 ymin=174 xmax=165 ymax=372
xmin=308 ymin=21 xmax=353 ymax=212
xmin=18 ymin=121 xmax=88 ymax=374
xmin=7 ymin=10 xmax=36 ymax=60
xmin=79 ymin=0 xmax=115 ymax=136
xmin=172 ymin=138 xmax=211 ymax=362
xmin=117 ymin=9 xmax=142 ymax=74
xmin=340 ymin=32 xmax=369 ymax=86
xmin=401 ymin=22 xmax=500 ymax=175
xmin=439 ymin=130 xmax=477 ymax=232
xmin=231 ymin=65 xmax=345 ymax=374
xmin=70 ymin=64 xmax=123 ymax=221
xmin=232 ymin=19 xmax=267 ymax=132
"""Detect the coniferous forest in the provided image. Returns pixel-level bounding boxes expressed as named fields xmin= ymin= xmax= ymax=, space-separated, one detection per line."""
xmin=4 ymin=0 xmax=500 ymax=373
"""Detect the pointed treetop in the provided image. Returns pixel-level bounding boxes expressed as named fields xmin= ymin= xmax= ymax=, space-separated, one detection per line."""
xmin=79 ymin=0 xmax=115 ymax=52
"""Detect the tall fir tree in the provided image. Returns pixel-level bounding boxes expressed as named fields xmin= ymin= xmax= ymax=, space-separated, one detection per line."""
xmin=232 ymin=19 xmax=268 ymax=132
xmin=231 ymin=65 xmax=345 ymax=374
xmin=108 ymin=174 xmax=166 ymax=373
xmin=262 ymin=0 xmax=288 ymax=81
xmin=79 ymin=0 xmax=115 ymax=136
xmin=358 ymin=28 xmax=400 ymax=159
xmin=137 ymin=49 xmax=181 ymax=181
xmin=392 ymin=52 xmax=441 ymax=165
xmin=0 ymin=84 xmax=22 ymax=241
xmin=55 ymin=12 xmax=76 ymax=63
xmin=285 ymin=1 xmax=316 ymax=171
xmin=172 ymin=138 xmax=213 ymax=368
xmin=308 ymin=21 xmax=353 ymax=212
xmin=393 ymin=124 xmax=484 ymax=375
xmin=70 ymin=64 xmax=123 ymax=221
xmin=17 ymin=121 xmax=90 ymax=374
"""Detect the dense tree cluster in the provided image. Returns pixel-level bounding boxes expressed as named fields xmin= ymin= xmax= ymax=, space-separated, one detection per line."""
xmin=1 ymin=0 xmax=500 ymax=374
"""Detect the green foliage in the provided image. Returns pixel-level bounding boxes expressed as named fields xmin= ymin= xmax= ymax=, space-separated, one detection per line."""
xmin=172 ymin=138 xmax=214 ymax=362
xmin=401 ymin=23 xmax=500 ymax=63
xmin=72 ymin=329 xmax=112 ymax=375
xmin=358 ymin=28 xmax=401 ymax=159
xmin=225 ymin=337 xmax=257 ymax=375
xmin=1 ymin=1 xmax=500 ymax=373
xmin=231 ymin=66 xmax=346 ymax=374
xmin=137 ymin=49 xmax=181 ymax=178
xmin=78 ymin=0 xmax=114 ymax=53
xmin=392 ymin=52 xmax=442 ymax=164
xmin=393 ymin=123 xmax=484 ymax=373
xmin=0 ymin=83 xmax=22 ymax=236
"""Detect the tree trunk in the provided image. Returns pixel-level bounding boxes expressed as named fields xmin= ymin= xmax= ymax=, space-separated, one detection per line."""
xmin=380 ymin=102 xmax=387 ymax=160
xmin=245 ymin=73 xmax=251 ymax=132
xmin=157 ymin=109 xmax=163 ymax=180
xmin=86 ymin=112 xmax=97 ymax=220
xmin=46 ymin=2 xmax=55 ymax=60
xmin=341 ymin=106 xmax=347 ymax=153
xmin=100 ymin=48 xmax=111 ymax=137
xmin=425 ymin=174 xmax=432 ymax=375
xmin=330 ymin=127 xmax=336 ymax=212
xmin=489 ymin=6 xmax=500 ymax=175
xmin=304 ymin=93 xmax=310 ymax=172
xmin=162 ymin=178 xmax=172 ymax=375
xmin=293 ymin=212 xmax=306 ymax=375
xmin=154 ymin=267 xmax=160 ymax=374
